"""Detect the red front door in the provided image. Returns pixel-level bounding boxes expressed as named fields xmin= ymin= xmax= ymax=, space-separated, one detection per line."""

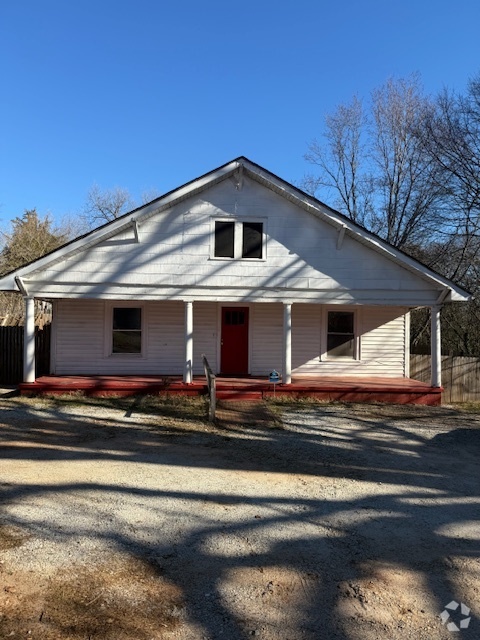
xmin=221 ymin=307 xmax=249 ymax=375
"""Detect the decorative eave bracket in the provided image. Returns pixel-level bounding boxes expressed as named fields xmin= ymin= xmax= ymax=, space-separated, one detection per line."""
xmin=436 ymin=287 xmax=452 ymax=305
xmin=131 ymin=219 xmax=140 ymax=243
xmin=337 ymin=224 xmax=347 ymax=250
xmin=15 ymin=276 xmax=29 ymax=297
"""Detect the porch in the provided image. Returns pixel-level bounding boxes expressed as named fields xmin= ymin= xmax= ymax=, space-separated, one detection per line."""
xmin=18 ymin=374 xmax=442 ymax=405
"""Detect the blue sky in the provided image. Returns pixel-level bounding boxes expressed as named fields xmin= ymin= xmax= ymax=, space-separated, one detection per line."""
xmin=1 ymin=0 xmax=479 ymax=228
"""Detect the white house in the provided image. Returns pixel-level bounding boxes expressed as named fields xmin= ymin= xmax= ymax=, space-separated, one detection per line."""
xmin=0 ymin=157 xmax=470 ymax=391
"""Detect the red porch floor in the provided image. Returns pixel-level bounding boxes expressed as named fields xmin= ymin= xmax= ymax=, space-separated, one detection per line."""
xmin=18 ymin=375 xmax=442 ymax=405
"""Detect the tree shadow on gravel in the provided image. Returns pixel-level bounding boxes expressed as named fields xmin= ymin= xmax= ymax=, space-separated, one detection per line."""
xmin=0 ymin=397 xmax=479 ymax=639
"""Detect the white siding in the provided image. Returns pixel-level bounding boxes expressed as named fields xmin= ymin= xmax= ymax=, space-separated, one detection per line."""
xmin=291 ymin=305 xmax=407 ymax=377
xmin=55 ymin=300 xmax=105 ymax=374
xmin=55 ymin=299 xmax=213 ymax=376
xmin=27 ymin=177 xmax=439 ymax=306
xmin=147 ymin=301 xmax=184 ymax=374
xmin=55 ymin=299 xmax=186 ymax=375
xmin=292 ymin=304 xmax=321 ymax=374
xmin=250 ymin=303 xmax=283 ymax=375
xmin=359 ymin=307 xmax=407 ymax=377
xmin=54 ymin=300 xmax=407 ymax=379
xmin=192 ymin=302 xmax=217 ymax=375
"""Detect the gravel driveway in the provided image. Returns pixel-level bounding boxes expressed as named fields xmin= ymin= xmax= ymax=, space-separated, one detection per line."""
xmin=0 ymin=395 xmax=479 ymax=639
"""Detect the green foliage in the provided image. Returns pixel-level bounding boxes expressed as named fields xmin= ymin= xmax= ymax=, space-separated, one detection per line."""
xmin=0 ymin=209 xmax=68 ymax=276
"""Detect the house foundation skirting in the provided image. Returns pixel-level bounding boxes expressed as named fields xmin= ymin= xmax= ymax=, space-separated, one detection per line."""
xmin=18 ymin=375 xmax=442 ymax=406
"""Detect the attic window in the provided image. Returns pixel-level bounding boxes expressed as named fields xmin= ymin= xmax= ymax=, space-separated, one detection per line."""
xmin=242 ymin=222 xmax=263 ymax=258
xmin=213 ymin=220 xmax=264 ymax=259
xmin=214 ymin=221 xmax=235 ymax=258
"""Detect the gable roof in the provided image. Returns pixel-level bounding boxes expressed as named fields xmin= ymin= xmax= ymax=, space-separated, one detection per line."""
xmin=0 ymin=156 xmax=471 ymax=303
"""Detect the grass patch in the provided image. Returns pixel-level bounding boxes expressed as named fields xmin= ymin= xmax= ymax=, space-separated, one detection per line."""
xmin=11 ymin=393 xmax=210 ymax=423
xmin=447 ymin=401 xmax=480 ymax=413
xmin=0 ymin=524 xmax=29 ymax=550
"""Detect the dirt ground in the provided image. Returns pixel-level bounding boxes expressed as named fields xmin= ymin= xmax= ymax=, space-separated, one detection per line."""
xmin=0 ymin=394 xmax=478 ymax=640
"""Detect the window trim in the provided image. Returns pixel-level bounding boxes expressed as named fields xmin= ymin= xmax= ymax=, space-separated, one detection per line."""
xmin=105 ymin=302 xmax=147 ymax=358
xmin=321 ymin=307 xmax=360 ymax=361
xmin=211 ymin=217 xmax=267 ymax=261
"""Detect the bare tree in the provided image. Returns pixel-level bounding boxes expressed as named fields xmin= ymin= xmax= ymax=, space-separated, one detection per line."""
xmin=140 ymin=188 xmax=161 ymax=205
xmin=304 ymin=96 xmax=374 ymax=227
xmin=303 ymin=75 xmax=443 ymax=251
xmin=303 ymin=74 xmax=480 ymax=356
xmin=83 ymin=184 xmax=134 ymax=228
xmin=420 ymin=78 xmax=480 ymax=242
xmin=409 ymin=75 xmax=480 ymax=356
xmin=370 ymin=76 xmax=445 ymax=248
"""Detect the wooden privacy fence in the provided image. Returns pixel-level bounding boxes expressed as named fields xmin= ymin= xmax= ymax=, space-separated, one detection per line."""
xmin=410 ymin=354 xmax=480 ymax=403
xmin=0 ymin=324 xmax=51 ymax=384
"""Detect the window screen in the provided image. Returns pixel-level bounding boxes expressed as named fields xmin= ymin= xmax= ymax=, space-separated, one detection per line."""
xmin=214 ymin=221 xmax=235 ymax=258
xmin=242 ymin=222 xmax=263 ymax=258
xmin=327 ymin=311 xmax=354 ymax=358
xmin=112 ymin=307 xmax=142 ymax=353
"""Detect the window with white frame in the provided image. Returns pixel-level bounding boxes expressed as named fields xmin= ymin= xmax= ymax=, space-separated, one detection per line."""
xmin=326 ymin=311 xmax=355 ymax=358
xmin=213 ymin=220 xmax=264 ymax=259
xmin=112 ymin=307 xmax=142 ymax=354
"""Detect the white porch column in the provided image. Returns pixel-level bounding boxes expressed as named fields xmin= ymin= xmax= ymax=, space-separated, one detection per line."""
xmin=431 ymin=305 xmax=442 ymax=388
xmin=283 ymin=303 xmax=292 ymax=385
xmin=23 ymin=297 xmax=36 ymax=383
xmin=184 ymin=301 xmax=193 ymax=384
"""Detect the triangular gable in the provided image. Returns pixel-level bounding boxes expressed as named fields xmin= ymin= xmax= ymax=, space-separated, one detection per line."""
xmin=0 ymin=157 xmax=471 ymax=304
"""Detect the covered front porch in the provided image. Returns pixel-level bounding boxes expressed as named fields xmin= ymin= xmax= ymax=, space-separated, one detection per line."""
xmin=18 ymin=374 xmax=442 ymax=405
xmin=20 ymin=299 xmax=445 ymax=390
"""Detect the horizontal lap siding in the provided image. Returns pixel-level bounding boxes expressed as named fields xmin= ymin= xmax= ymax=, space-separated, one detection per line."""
xmin=292 ymin=305 xmax=407 ymax=377
xmin=292 ymin=305 xmax=321 ymax=374
xmin=359 ymin=307 xmax=407 ymax=376
xmin=148 ymin=302 xmax=184 ymax=374
xmin=192 ymin=302 xmax=217 ymax=375
xmin=55 ymin=300 xmax=218 ymax=376
xmin=55 ymin=300 xmax=185 ymax=375
xmin=54 ymin=300 xmax=407 ymax=378
xmin=55 ymin=300 xmax=105 ymax=374
xmin=33 ymin=179 xmax=434 ymax=303
xmin=250 ymin=303 xmax=283 ymax=376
